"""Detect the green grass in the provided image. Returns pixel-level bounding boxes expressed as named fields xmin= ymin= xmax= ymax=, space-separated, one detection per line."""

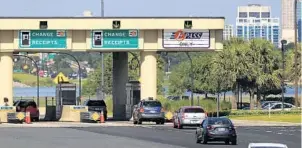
xmin=14 ymin=73 xmax=55 ymax=87
xmin=230 ymin=114 xmax=301 ymax=123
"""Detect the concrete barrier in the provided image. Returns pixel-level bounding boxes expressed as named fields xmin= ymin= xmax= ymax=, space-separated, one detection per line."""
xmin=80 ymin=112 xmax=100 ymax=123
xmin=43 ymin=106 xmax=56 ymax=121
xmin=59 ymin=105 xmax=88 ymax=122
xmin=0 ymin=106 xmax=17 ymax=123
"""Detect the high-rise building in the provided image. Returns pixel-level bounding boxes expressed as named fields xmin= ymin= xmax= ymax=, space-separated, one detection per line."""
xmin=297 ymin=0 xmax=302 ymax=42
xmin=236 ymin=4 xmax=280 ymax=47
xmin=282 ymin=0 xmax=295 ymax=42
xmin=223 ymin=24 xmax=234 ymax=40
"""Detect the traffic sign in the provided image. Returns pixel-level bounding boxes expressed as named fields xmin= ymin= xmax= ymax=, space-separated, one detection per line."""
xmin=53 ymin=72 xmax=69 ymax=84
xmin=19 ymin=30 xmax=67 ymax=49
xmin=91 ymin=30 xmax=138 ymax=48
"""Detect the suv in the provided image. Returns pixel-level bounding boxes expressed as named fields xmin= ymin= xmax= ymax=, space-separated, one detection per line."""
xmin=132 ymin=98 xmax=165 ymax=124
xmin=173 ymin=106 xmax=207 ymax=129
xmin=83 ymin=99 xmax=107 ymax=121
xmin=13 ymin=100 xmax=40 ymax=121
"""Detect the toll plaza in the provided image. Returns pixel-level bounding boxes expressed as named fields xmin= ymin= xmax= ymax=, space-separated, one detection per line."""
xmin=0 ymin=17 xmax=224 ymax=121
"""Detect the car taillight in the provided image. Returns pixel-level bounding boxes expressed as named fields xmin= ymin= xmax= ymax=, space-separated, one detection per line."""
xmin=207 ymin=125 xmax=213 ymax=130
xmin=181 ymin=113 xmax=184 ymax=119
xmin=161 ymin=108 xmax=165 ymax=112
xmin=139 ymin=108 xmax=144 ymax=113
xmin=229 ymin=126 xmax=235 ymax=130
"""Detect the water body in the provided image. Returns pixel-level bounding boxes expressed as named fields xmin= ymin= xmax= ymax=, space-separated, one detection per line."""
xmin=13 ymin=86 xmax=301 ymax=98
xmin=14 ymin=87 xmax=79 ymax=98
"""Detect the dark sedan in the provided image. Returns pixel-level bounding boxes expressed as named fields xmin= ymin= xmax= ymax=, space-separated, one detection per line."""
xmin=195 ymin=117 xmax=237 ymax=145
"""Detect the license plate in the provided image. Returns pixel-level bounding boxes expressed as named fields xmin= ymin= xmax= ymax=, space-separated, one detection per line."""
xmin=217 ymin=128 xmax=226 ymax=131
xmin=150 ymin=110 xmax=156 ymax=113
xmin=190 ymin=120 xmax=199 ymax=124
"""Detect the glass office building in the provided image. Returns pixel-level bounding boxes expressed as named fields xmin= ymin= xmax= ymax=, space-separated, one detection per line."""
xmin=236 ymin=4 xmax=280 ymax=47
xmin=298 ymin=0 xmax=302 ymax=42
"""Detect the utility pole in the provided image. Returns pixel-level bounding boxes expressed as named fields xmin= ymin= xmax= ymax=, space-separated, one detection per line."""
xmin=101 ymin=0 xmax=105 ymax=100
xmin=294 ymin=0 xmax=299 ymax=106
xmin=281 ymin=40 xmax=287 ymax=110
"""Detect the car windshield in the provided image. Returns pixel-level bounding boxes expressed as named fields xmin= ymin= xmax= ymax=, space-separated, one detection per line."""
xmin=208 ymin=118 xmax=231 ymax=125
xmin=87 ymin=100 xmax=106 ymax=106
xmin=142 ymin=101 xmax=162 ymax=107
xmin=184 ymin=108 xmax=204 ymax=113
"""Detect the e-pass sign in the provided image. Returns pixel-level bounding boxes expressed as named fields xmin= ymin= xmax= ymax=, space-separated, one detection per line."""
xmin=91 ymin=30 xmax=139 ymax=49
xmin=162 ymin=29 xmax=210 ymax=48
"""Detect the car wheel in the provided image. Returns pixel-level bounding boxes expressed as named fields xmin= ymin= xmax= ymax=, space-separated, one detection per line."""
xmin=231 ymin=139 xmax=237 ymax=145
xmin=156 ymin=121 xmax=160 ymax=124
xmin=138 ymin=120 xmax=142 ymax=124
xmin=195 ymin=134 xmax=201 ymax=143
xmin=224 ymin=140 xmax=230 ymax=145
xmin=34 ymin=117 xmax=39 ymax=122
xmin=133 ymin=120 xmax=138 ymax=124
xmin=160 ymin=120 xmax=165 ymax=124
xmin=173 ymin=121 xmax=177 ymax=128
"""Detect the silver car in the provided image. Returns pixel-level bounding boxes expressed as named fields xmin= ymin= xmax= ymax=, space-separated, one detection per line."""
xmin=173 ymin=106 xmax=207 ymax=129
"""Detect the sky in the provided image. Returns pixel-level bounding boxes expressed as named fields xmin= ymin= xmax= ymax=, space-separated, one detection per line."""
xmin=0 ymin=0 xmax=281 ymax=25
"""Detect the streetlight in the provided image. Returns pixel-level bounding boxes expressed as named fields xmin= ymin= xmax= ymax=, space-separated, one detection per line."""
xmin=100 ymin=0 xmax=105 ymax=101
xmin=281 ymin=39 xmax=287 ymax=111
xmin=294 ymin=0 xmax=299 ymax=106
xmin=185 ymin=52 xmax=194 ymax=106
xmin=47 ymin=52 xmax=82 ymax=104
xmin=13 ymin=53 xmax=40 ymax=106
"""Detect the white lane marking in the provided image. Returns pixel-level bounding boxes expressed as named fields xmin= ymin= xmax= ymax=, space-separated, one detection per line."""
xmin=277 ymin=132 xmax=283 ymax=135
xmin=266 ymin=131 xmax=272 ymax=133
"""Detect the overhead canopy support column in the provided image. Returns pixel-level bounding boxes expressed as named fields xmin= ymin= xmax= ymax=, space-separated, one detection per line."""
xmin=140 ymin=51 xmax=157 ymax=100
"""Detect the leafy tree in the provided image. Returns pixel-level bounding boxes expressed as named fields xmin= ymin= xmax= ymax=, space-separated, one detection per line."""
xmin=83 ymin=52 xmax=165 ymax=96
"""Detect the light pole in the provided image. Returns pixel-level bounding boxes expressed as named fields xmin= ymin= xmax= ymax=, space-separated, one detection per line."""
xmin=13 ymin=53 xmax=40 ymax=107
xmin=100 ymin=0 xmax=105 ymax=100
xmin=185 ymin=52 xmax=194 ymax=106
xmin=47 ymin=52 xmax=82 ymax=103
xmin=281 ymin=40 xmax=287 ymax=111
xmin=294 ymin=0 xmax=299 ymax=106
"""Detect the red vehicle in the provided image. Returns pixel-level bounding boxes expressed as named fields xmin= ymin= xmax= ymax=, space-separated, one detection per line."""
xmin=13 ymin=100 xmax=40 ymax=121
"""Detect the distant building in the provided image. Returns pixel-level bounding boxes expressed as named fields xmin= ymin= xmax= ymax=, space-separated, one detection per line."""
xmin=298 ymin=0 xmax=302 ymax=42
xmin=282 ymin=0 xmax=296 ymax=42
xmin=236 ymin=4 xmax=280 ymax=47
xmin=223 ymin=24 xmax=234 ymax=40
xmin=83 ymin=10 xmax=93 ymax=17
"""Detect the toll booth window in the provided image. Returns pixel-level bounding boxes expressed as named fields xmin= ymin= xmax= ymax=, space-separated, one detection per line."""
xmin=142 ymin=101 xmax=162 ymax=107
xmin=184 ymin=108 xmax=204 ymax=113
xmin=87 ymin=100 xmax=106 ymax=106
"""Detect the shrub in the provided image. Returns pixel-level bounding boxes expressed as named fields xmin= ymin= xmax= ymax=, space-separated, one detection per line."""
xmin=229 ymin=109 xmax=301 ymax=116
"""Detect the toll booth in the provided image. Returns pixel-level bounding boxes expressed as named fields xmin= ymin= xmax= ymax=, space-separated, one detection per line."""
xmin=55 ymin=82 xmax=77 ymax=121
xmin=125 ymin=81 xmax=141 ymax=120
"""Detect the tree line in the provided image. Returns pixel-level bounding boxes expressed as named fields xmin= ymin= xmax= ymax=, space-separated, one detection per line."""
xmin=168 ymin=38 xmax=301 ymax=109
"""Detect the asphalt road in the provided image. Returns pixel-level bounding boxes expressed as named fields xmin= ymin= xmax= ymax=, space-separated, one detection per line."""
xmin=0 ymin=124 xmax=300 ymax=148
xmin=74 ymin=125 xmax=301 ymax=148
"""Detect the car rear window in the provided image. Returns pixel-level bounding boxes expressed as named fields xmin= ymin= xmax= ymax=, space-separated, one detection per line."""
xmin=27 ymin=101 xmax=37 ymax=108
xmin=142 ymin=101 xmax=162 ymax=107
xmin=87 ymin=100 xmax=106 ymax=106
xmin=184 ymin=108 xmax=204 ymax=113
xmin=208 ymin=118 xmax=231 ymax=125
